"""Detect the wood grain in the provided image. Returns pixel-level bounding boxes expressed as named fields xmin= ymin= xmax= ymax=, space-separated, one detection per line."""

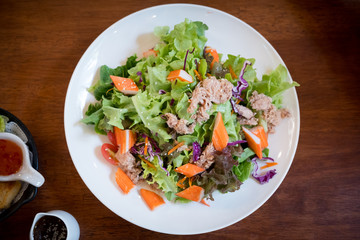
xmin=0 ymin=0 xmax=359 ymax=239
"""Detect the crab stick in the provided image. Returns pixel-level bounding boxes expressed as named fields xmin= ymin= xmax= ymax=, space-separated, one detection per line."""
xmin=140 ymin=189 xmax=165 ymax=210
xmin=167 ymin=69 xmax=193 ymax=83
xmin=110 ymin=75 xmax=139 ymax=95
xmin=175 ymin=163 xmax=205 ymax=177
xmin=176 ymin=185 xmax=204 ymax=202
xmin=242 ymin=127 xmax=263 ymax=159
xmin=114 ymin=127 xmax=137 ymax=154
xmin=212 ymin=112 xmax=229 ymax=151
xmin=115 ymin=167 xmax=135 ymax=194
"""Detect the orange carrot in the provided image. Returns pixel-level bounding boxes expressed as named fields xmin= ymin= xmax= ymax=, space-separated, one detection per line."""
xmin=200 ymin=198 xmax=210 ymax=207
xmin=115 ymin=167 xmax=135 ymax=194
xmin=176 ymin=185 xmax=204 ymax=202
xmin=260 ymin=162 xmax=278 ymax=170
xmin=251 ymin=126 xmax=268 ymax=149
xmin=212 ymin=112 xmax=229 ymax=151
xmin=168 ymin=141 xmax=185 ymax=155
xmin=110 ymin=75 xmax=139 ymax=95
xmin=242 ymin=127 xmax=263 ymax=159
xmin=143 ymin=49 xmax=158 ymax=58
xmin=140 ymin=189 xmax=165 ymax=210
xmin=193 ymin=69 xmax=202 ymax=81
xmin=176 ymin=176 xmax=187 ymax=189
xmin=114 ymin=127 xmax=137 ymax=154
xmin=175 ymin=163 xmax=205 ymax=178
xmin=228 ymin=65 xmax=238 ymax=79
xmin=167 ymin=69 xmax=193 ymax=83
xmin=204 ymin=46 xmax=219 ymax=69
xmin=144 ymin=136 xmax=149 ymax=155
xmin=138 ymin=156 xmax=156 ymax=169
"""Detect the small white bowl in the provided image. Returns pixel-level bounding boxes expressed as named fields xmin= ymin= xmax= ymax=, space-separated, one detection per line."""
xmin=0 ymin=132 xmax=44 ymax=187
xmin=30 ymin=210 xmax=80 ymax=240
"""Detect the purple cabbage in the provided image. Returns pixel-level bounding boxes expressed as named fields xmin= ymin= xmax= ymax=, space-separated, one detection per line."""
xmin=158 ymin=89 xmax=166 ymax=95
xmin=230 ymin=60 xmax=252 ymax=114
xmin=183 ymin=48 xmax=195 ymax=70
xmin=137 ymin=71 xmax=143 ymax=83
xmin=170 ymin=98 xmax=175 ymax=106
xmin=192 ymin=141 xmax=201 ymax=162
xmin=227 ymin=140 xmax=247 ymax=146
xmin=251 ymin=157 xmax=277 ymax=184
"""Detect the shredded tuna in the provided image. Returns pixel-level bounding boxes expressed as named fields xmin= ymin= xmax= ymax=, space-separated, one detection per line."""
xmin=115 ymin=151 xmax=141 ymax=183
xmin=235 ymin=104 xmax=258 ymax=126
xmin=187 ymin=76 xmax=233 ymax=123
xmin=164 ymin=113 xmax=195 ymax=135
xmin=249 ymin=91 xmax=272 ymax=111
xmin=249 ymin=91 xmax=291 ymax=133
xmin=194 ymin=142 xmax=216 ymax=170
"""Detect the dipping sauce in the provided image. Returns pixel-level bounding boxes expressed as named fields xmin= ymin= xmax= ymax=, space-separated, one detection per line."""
xmin=0 ymin=140 xmax=23 ymax=175
xmin=33 ymin=215 xmax=67 ymax=240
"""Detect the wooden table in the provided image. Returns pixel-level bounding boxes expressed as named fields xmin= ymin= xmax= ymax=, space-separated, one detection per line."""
xmin=1 ymin=0 xmax=359 ymax=239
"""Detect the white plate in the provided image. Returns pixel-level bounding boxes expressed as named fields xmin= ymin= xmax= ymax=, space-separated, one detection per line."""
xmin=64 ymin=3 xmax=300 ymax=235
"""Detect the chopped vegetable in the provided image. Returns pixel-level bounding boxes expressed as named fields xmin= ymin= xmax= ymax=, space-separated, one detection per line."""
xmin=167 ymin=69 xmax=193 ymax=83
xmin=251 ymin=158 xmax=277 ymax=184
xmin=139 ymin=156 xmax=156 ymax=169
xmin=140 ymin=188 xmax=165 ymax=210
xmin=114 ymin=127 xmax=137 ymax=154
xmin=212 ymin=112 xmax=229 ymax=151
xmin=168 ymin=141 xmax=185 ymax=155
xmin=176 ymin=185 xmax=204 ymax=202
xmin=110 ymin=75 xmax=139 ymax=95
xmin=115 ymin=167 xmax=135 ymax=194
xmin=192 ymin=141 xmax=201 ymax=162
xmin=144 ymin=136 xmax=149 ymax=155
xmin=200 ymin=199 xmax=210 ymax=207
xmin=175 ymin=163 xmax=205 ymax=177
xmin=100 ymin=143 xmax=118 ymax=165
xmin=260 ymin=162 xmax=278 ymax=170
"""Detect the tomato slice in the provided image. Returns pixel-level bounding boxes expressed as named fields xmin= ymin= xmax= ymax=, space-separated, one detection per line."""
xmin=101 ymin=143 xmax=118 ymax=165
xmin=107 ymin=131 xmax=117 ymax=146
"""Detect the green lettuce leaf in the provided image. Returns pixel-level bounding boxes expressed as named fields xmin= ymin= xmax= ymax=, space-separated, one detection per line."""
xmin=141 ymin=156 xmax=178 ymax=200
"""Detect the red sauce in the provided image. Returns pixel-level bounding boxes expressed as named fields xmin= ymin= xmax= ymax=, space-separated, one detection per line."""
xmin=0 ymin=139 xmax=23 ymax=175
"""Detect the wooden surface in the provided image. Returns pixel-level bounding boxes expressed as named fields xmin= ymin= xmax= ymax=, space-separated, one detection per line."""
xmin=1 ymin=0 xmax=359 ymax=239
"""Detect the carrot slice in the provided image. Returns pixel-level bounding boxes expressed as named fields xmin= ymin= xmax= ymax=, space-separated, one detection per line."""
xmin=110 ymin=75 xmax=139 ymax=95
xmin=251 ymin=126 xmax=268 ymax=149
xmin=168 ymin=141 xmax=185 ymax=155
xmin=138 ymin=156 xmax=156 ymax=169
xmin=115 ymin=167 xmax=135 ymax=194
xmin=143 ymin=49 xmax=158 ymax=58
xmin=176 ymin=176 xmax=187 ymax=189
xmin=140 ymin=189 xmax=165 ymax=210
xmin=167 ymin=69 xmax=193 ymax=83
xmin=175 ymin=163 xmax=205 ymax=178
xmin=200 ymin=199 xmax=210 ymax=207
xmin=204 ymin=46 xmax=219 ymax=69
xmin=176 ymin=185 xmax=204 ymax=202
xmin=193 ymin=69 xmax=202 ymax=81
xmin=228 ymin=65 xmax=238 ymax=79
xmin=114 ymin=127 xmax=137 ymax=154
xmin=242 ymin=127 xmax=263 ymax=159
xmin=212 ymin=112 xmax=229 ymax=151
xmin=260 ymin=162 xmax=278 ymax=170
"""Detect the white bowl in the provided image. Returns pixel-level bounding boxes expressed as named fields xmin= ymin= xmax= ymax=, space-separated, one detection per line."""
xmin=29 ymin=210 xmax=80 ymax=240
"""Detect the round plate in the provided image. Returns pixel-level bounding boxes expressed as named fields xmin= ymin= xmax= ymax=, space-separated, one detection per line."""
xmin=64 ymin=4 xmax=300 ymax=234
xmin=0 ymin=108 xmax=39 ymax=221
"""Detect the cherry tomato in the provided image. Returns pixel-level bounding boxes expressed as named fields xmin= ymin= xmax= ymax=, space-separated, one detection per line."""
xmin=101 ymin=143 xmax=118 ymax=165
xmin=107 ymin=131 xmax=117 ymax=146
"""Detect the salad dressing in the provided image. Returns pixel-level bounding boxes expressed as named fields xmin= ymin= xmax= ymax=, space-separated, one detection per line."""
xmin=0 ymin=139 xmax=23 ymax=175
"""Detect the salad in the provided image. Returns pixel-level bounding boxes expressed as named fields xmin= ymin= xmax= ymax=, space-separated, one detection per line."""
xmin=82 ymin=19 xmax=299 ymax=209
